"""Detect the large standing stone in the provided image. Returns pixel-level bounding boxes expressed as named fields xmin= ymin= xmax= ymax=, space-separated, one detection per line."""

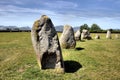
xmin=75 ymin=30 xmax=81 ymax=41
xmin=95 ymin=34 xmax=100 ymax=39
xmin=31 ymin=15 xmax=64 ymax=72
xmin=81 ymin=29 xmax=92 ymax=40
xmin=106 ymin=30 xmax=112 ymax=39
xmin=60 ymin=25 xmax=76 ymax=49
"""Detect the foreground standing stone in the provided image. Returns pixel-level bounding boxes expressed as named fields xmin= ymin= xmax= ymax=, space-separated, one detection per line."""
xmin=75 ymin=30 xmax=81 ymax=41
xmin=81 ymin=29 xmax=92 ymax=40
xmin=106 ymin=30 xmax=112 ymax=39
xmin=31 ymin=15 xmax=64 ymax=72
xmin=60 ymin=25 xmax=76 ymax=49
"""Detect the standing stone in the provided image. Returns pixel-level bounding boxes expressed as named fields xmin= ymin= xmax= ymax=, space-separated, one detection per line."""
xmin=106 ymin=30 xmax=112 ymax=39
xmin=115 ymin=34 xmax=119 ymax=39
xmin=60 ymin=25 xmax=76 ymax=49
xmin=95 ymin=34 xmax=100 ymax=39
xmin=75 ymin=30 xmax=81 ymax=41
xmin=31 ymin=15 xmax=64 ymax=72
xmin=81 ymin=29 xmax=92 ymax=40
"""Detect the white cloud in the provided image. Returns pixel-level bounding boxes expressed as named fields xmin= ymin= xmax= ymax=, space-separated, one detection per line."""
xmin=0 ymin=5 xmax=58 ymax=27
xmin=43 ymin=0 xmax=78 ymax=9
xmin=0 ymin=5 xmax=57 ymax=16
xmin=0 ymin=0 xmax=24 ymax=5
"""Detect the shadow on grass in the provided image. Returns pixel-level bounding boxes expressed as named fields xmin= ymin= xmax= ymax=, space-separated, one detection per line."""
xmin=80 ymin=40 xmax=85 ymax=42
xmin=75 ymin=47 xmax=84 ymax=51
xmin=64 ymin=60 xmax=82 ymax=73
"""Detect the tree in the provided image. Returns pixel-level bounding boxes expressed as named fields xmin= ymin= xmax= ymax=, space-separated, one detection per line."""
xmin=6 ymin=28 xmax=11 ymax=32
xmin=90 ymin=24 xmax=101 ymax=32
xmin=80 ymin=24 xmax=90 ymax=32
xmin=13 ymin=28 xmax=20 ymax=31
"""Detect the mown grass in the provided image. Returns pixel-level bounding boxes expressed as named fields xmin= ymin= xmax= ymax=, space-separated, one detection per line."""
xmin=0 ymin=32 xmax=120 ymax=80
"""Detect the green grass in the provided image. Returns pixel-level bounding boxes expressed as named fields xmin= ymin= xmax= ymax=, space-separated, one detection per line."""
xmin=0 ymin=32 xmax=120 ymax=80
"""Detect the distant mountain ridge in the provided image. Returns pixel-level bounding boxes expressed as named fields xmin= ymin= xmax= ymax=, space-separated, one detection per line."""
xmin=55 ymin=25 xmax=79 ymax=32
xmin=55 ymin=25 xmax=63 ymax=32
xmin=0 ymin=25 xmax=80 ymax=32
xmin=0 ymin=25 xmax=31 ymax=30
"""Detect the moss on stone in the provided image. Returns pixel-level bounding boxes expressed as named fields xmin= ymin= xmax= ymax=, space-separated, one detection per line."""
xmin=33 ymin=20 xmax=40 ymax=30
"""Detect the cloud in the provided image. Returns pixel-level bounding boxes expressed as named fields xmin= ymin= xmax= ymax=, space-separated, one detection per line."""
xmin=0 ymin=0 xmax=24 ymax=5
xmin=0 ymin=5 xmax=57 ymax=16
xmin=1 ymin=0 xmax=120 ymax=18
xmin=43 ymin=0 xmax=78 ymax=9
xmin=0 ymin=4 xmax=58 ymax=27
xmin=0 ymin=0 xmax=120 ymax=29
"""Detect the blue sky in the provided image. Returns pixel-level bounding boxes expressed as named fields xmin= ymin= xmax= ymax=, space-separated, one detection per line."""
xmin=0 ymin=0 xmax=120 ymax=29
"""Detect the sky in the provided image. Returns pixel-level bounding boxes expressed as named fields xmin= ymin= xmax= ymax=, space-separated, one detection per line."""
xmin=0 ymin=0 xmax=120 ymax=29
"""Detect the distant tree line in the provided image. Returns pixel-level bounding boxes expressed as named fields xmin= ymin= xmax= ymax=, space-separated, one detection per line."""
xmin=0 ymin=24 xmax=120 ymax=33
xmin=80 ymin=23 xmax=120 ymax=33
xmin=0 ymin=26 xmax=31 ymax=32
xmin=0 ymin=29 xmax=31 ymax=32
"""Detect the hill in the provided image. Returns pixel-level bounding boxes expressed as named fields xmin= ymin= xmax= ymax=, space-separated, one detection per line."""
xmin=55 ymin=25 xmax=79 ymax=32
xmin=0 ymin=25 xmax=31 ymax=32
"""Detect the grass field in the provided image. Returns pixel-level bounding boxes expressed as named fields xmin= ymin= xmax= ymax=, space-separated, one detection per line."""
xmin=0 ymin=32 xmax=120 ymax=80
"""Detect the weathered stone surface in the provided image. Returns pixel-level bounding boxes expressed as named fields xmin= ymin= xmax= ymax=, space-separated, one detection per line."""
xmin=75 ymin=30 xmax=81 ymax=41
xmin=81 ymin=29 xmax=92 ymax=40
xmin=95 ymin=34 xmax=100 ymax=39
xmin=106 ymin=30 xmax=112 ymax=39
xmin=60 ymin=25 xmax=76 ymax=49
xmin=31 ymin=15 xmax=64 ymax=72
